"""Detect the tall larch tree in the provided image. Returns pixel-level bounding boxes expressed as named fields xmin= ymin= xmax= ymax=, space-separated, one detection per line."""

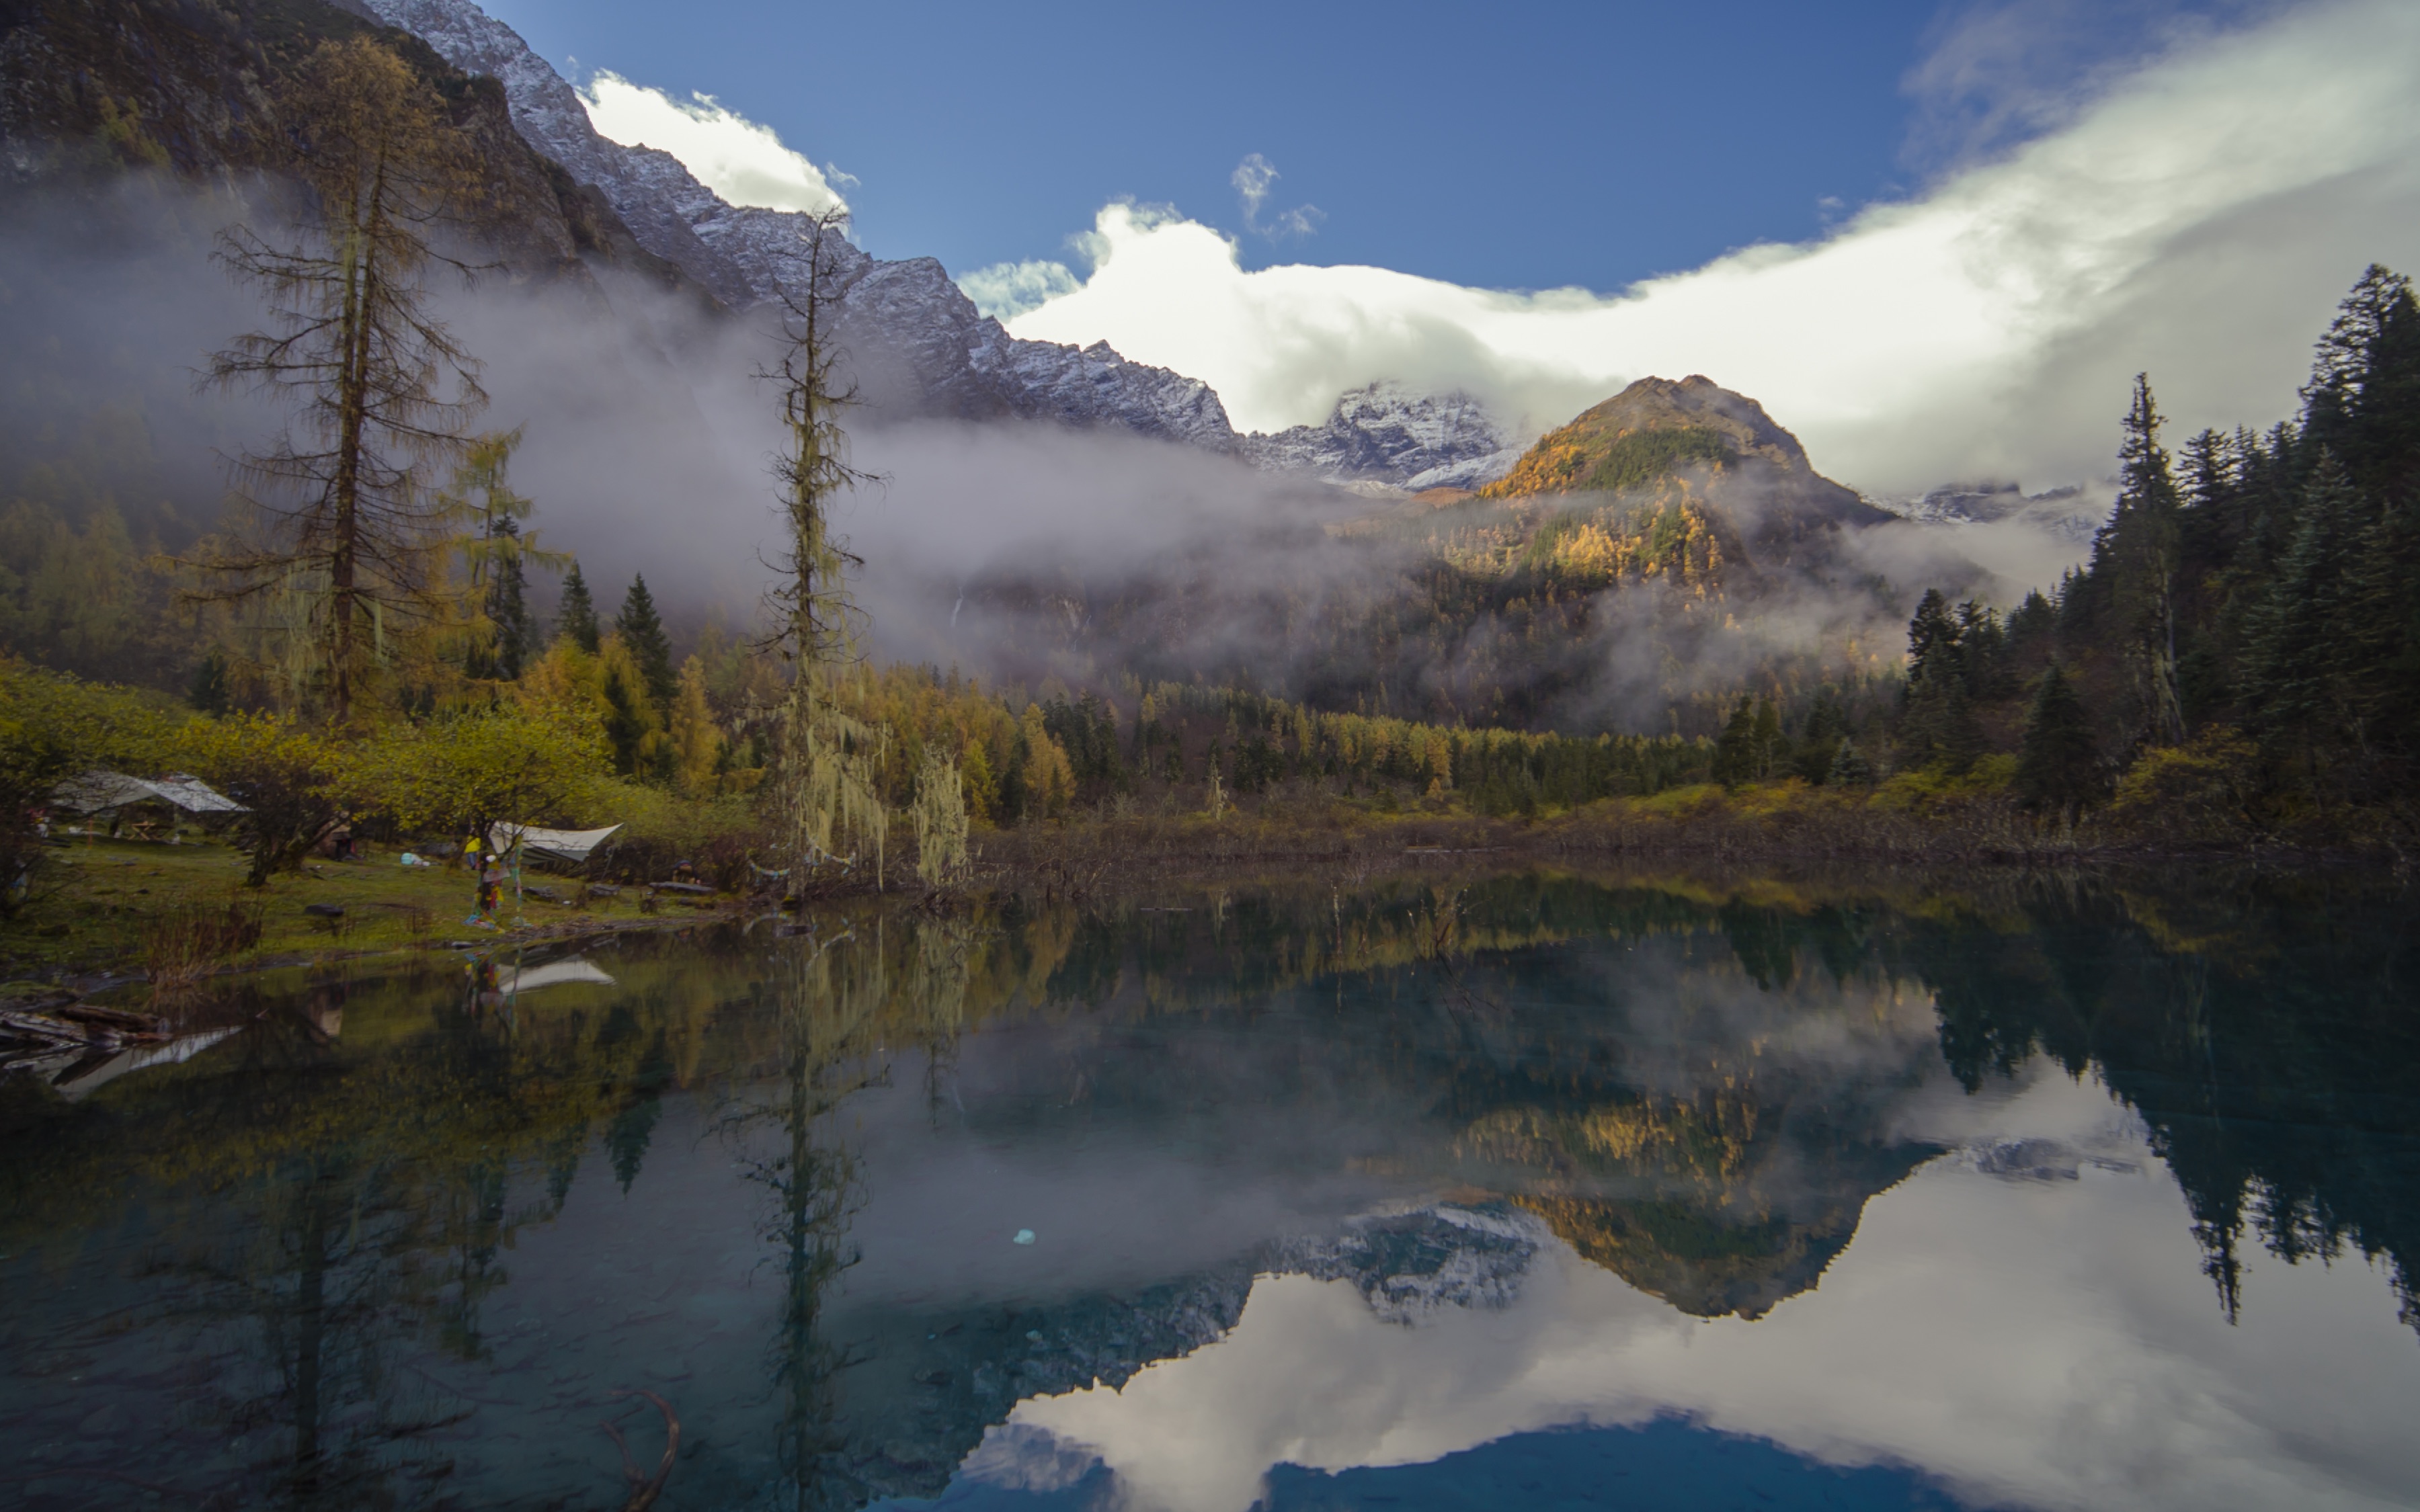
xmin=766 ymin=212 xmax=897 ymax=881
xmin=195 ymin=38 xmax=487 ymax=722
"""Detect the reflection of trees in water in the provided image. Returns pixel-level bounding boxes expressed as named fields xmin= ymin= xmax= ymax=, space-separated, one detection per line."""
xmin=139 ymin=991 xmax=527 ymax=1506
xmin=987 ymin=872 xmax=2419 ymax=1334
xmin=2 ymin=948 xmax=774 ymax=1509
xmin=1903 ymin=877 xmax=2420 ymax=1333
xmin=719 ymin=915 xmax=977 ymax=1512
xmin=5 ymin=874 xmax=2413 ymax=1505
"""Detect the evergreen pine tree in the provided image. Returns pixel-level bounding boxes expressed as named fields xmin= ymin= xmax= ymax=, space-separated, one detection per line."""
xmin=598 ymin=636 xmax=674 ymax=780
xmin=1904 ymin=589 xmax=1961 ymax=671
xmin=1794 ymin=691 xmax=1846 ymax=782
xmin=467 ymin=515 xmax=535 ymax=681
xmin=2303 ymin=265 xmax=2420 ymax=495
xmin=1898 ymin=591 xmax=1982 ymax=771
xmin=1957 ymin=601 xmax=2009 ymax=700
xmin=1901 ymin=671 xmax=1983 ymax=773
xmin=2003 ymin=590 xmax=2056 ymax=678
xmin=558 ymin=562 xmax=600 ymax=653
xmin=616 ymin=573 xmax=676 ymax=712
xmin=1827 ymin=739 xmax=1873 ymax=787
xmin=188 ymin=650 xmax=233 ymax=715
xmin=2093 ymin=374 xmax=2185 ymax=745
xmin=2335 ymin=489 xmax=2418 ymax=786
xmin=2241 ymin=454 xmax=2367 ymax=778
xmin=1711 ymin=696 xmax=1758 ymax=788
xmin=444 ymin=431 xmax=559 ymax=684
xmin=488 ymin=523 xmax=533 ymax=679
xmin=2016 ymin=664 xmax=2099 ymax=812
xmin=1750 ymin=699 xmax=1781 ymax=780
xmin=2178 ymin=427 xmax=2241 ymax=572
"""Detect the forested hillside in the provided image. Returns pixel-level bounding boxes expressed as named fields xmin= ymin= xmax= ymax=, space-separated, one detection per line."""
xmin=942 ymin=374 xmax=1929 ymax=737
xmin=1893 ymin=265 xmax=2420 ymax=831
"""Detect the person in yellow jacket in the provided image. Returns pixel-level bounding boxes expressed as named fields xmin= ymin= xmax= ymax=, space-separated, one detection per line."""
xmin=463 ymin=835 xmax=497 ymax=928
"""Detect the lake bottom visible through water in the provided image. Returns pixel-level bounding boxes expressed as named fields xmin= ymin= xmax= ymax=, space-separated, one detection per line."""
xmin=2 ymin=870 xmax=2415 ymax=1512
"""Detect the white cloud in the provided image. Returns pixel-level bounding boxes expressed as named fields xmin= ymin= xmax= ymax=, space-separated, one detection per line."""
xmin=1232 ymin=153 xmax=1278 ymax=222
xmin=957 ymin=259 xmax=1081 ymax=322
xmin=1005 ymin=1072 xmax=2420 ymax=1512
xmin=1007 ymin=0 xmax=2420 ymax=495
xmin=578 ymin=71 xmax=849 ymax=216
xmin=1231 ymin=153 xmax=1324 ymax=242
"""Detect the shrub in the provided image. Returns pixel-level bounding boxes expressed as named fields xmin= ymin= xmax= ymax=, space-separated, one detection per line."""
xmin=143 ymin=894 xmax=266 ymax=997
xmin=2109 ymin=729 xmax=2264 ymax=839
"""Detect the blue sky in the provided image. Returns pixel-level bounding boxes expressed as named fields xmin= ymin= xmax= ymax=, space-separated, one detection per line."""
xmin=477 ymin=0 xmax=2200 ymax=293
xmin=471 ymin=0 xmax=2416 ymax=498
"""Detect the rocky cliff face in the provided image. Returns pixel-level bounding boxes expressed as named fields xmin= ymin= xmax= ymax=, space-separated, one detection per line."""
xmin=353 ymin=0 xmax=1239 ymax=448
xmin=0 ymin=0 xmax=676 ymax=291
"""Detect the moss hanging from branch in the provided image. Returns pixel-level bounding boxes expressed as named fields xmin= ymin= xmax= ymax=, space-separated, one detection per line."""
xmin=764 ymin=212 xmax=892 ymax=887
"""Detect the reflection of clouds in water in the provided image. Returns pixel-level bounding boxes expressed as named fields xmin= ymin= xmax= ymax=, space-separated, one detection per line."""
xmin=961 ymin=1421 xmax=1103 ymax=1493
xmin=1005 ymin=1071 xmax=2420 ymax=1512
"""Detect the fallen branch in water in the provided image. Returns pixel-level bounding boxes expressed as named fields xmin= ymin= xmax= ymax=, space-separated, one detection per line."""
xmin=599 ymin=1388 xmax=680 ymax=1511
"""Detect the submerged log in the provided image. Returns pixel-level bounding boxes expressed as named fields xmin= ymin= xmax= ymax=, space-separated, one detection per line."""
xmin=53 ymin=1003 xmax=169 ymax=1038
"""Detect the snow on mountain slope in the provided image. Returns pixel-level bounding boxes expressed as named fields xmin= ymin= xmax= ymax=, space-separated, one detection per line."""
xmin=1240 ymin=382 xmax=1519 ymax=490
xmin=355 ymin=0 xmax=1236 ymax=448
xmin=1866 ymin=480 xmax=2111 ymax=548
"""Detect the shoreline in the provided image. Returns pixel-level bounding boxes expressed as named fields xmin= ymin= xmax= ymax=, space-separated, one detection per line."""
xmin=7 ymin=780 xmax=2408 ymax=993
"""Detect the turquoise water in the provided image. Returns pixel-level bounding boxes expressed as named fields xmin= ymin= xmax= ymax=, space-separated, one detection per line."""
xmin=3 ymin=874 xmax=2415 ymax=1511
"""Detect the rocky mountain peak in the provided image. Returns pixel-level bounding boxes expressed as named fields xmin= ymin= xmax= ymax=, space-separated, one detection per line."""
xmin=1241 ymin=381 xmax=1521 ymax=491
xmin=1568 ymin=374 xmax=1817 ymax=472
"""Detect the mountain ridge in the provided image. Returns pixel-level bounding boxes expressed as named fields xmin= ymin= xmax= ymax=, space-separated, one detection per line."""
xmin=353 ymin=0 xmax=1244 ymax=450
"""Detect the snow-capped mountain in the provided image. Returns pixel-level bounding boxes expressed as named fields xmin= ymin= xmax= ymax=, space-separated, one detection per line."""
xmin=354 ymin=0 xmax=1237 ymax=450
xmin=1242 ymin=382 xmax=1521 ymax=491
xmin=1866 ymin=480 xmax=2111 ymax=547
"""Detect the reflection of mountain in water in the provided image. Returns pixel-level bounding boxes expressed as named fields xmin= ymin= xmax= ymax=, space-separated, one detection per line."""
xmin=1277 ymin=1206 xmax=1545 ymax=1323
xmin=808 ymin=874 xmax=2420 ymax=1506
xmin=8 ymin=872 xmax=2413 ymax=1512
xmin=815 ymin=898 xmax=1954 ymax=1501
xmin=824 ymin=1207 xmax=1554 ymax=1498
xmin=1446 ymin=1069 xmax=1939 ymax=1321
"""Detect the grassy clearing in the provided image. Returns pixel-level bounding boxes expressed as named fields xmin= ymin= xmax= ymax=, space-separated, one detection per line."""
xmin=3 ymin=833 xmax=708 ymax=981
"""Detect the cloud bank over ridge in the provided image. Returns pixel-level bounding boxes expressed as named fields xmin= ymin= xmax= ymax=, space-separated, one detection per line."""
xmin=578 ymin=71 xmax=850 ymax=216
xmin=1002 ymin=0 xmax=2420 ymax=495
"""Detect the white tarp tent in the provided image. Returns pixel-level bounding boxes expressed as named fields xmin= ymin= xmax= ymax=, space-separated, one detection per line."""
xmin=488 ymin=823 xmax=622 ymax=867
xmin=52 ymin=771 xmax=246 ymax=816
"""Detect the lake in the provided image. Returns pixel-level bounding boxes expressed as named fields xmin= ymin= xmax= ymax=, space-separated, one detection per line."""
xmin=3 ymin=870 xmax=2415 ymax=1511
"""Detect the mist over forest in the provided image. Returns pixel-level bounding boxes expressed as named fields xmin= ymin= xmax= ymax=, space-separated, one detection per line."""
xmin=1 ymin=0 xmax=2415 ymax=874
xmin=1 ymin=169 xmax=2042 ymax=739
